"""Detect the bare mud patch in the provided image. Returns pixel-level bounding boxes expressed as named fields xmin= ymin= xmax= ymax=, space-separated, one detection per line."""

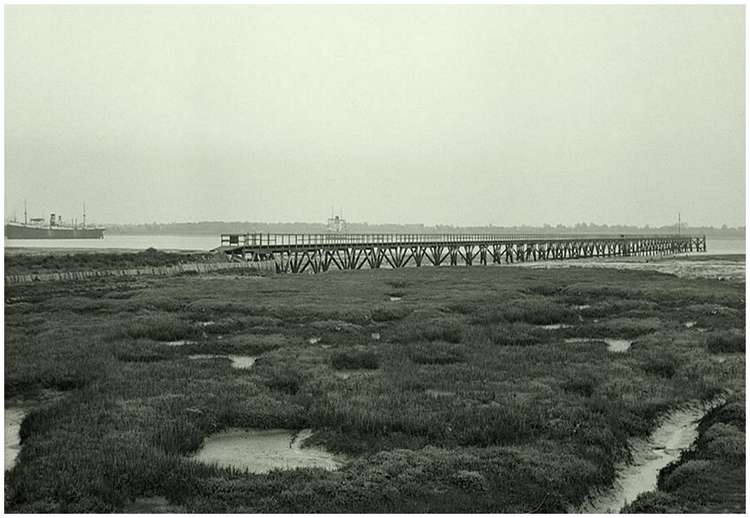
xmin=162 ymin=340 xmax=197 ymax=347
xmin=565 ymin=337 xmax=633 ymax=352
xmin=5 ymin=407 xmax=25 ymax=471
xmin=191 ymin=428 xmax=345 ymax=473
xmin=188 ymin=354 xmax=256 ymax=369
xmin=537 ymin=323 xmax=573 ymax=330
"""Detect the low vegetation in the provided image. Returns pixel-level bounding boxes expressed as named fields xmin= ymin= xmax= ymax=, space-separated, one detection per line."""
xmin=4 ymin=258 xmax=745 ymax=512
xmin=5 ymin=248 xmax=215 ymax=275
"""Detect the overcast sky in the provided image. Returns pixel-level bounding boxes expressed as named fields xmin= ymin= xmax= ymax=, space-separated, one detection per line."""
xmin=5 ymin=5 xmax=745 ymax=226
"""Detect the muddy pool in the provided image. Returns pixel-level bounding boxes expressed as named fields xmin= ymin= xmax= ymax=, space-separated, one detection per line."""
xmin=192 ymin=428 xmax=345 ymax=473
xmin=565 ymin=337 xmax=632 ymax=352
xmin=188 ymin=354 xmax=256 ymax=369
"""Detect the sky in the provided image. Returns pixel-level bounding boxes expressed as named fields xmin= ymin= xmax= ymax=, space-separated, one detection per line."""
xmin=4 ymin=5 xmax=745 ymax=227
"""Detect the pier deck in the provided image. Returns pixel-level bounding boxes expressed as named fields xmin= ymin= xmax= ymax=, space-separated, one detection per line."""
xmin=216 ymin=233 xmax=707 ymax=274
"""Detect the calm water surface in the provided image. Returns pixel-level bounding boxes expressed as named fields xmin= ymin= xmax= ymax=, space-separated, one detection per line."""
xmin=5 ymin=235 xmax=744 ymax=254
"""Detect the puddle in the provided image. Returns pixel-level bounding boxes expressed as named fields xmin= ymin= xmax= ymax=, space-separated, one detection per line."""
xmin=308 ymin=337 xmax=321 ymax=345
xmin=371 ymin=332 xmax=381 ymax=341
xmin=163 ymin=340 xmax=197 ymax=346
xmin=5 ymin=407 xmax=26 ymax=471
xmin=538 ymin=323 xmax=572 ymax=330
xmin=684 ymin=321 xmax=696 ymax=328
xmin=574 ymin=401 xmax=719 ymax=513
xmin=192 ymin=428 xmax=345 ymax=473
xmin=575 ymin=304 xmax=592 ymax=310
xmin=188 ymin=354 xmax=256 ymax=369
xmin=198 ymin=321 xmax=215 ymax=327
xmin=389 ymin=296 xmax=402 ymax=301
xmin=565 ymin=337 xmax=633 ymax=352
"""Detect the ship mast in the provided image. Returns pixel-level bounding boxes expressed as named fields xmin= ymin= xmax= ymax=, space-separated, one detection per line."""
xmin=83 ymin=203 xmax=86 ymax=228
xmin=24 ymin=199 xmax=27 ymax=225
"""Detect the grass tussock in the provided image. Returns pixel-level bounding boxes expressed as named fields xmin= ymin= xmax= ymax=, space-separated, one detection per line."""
xmin=409 ymin=343 xmax=465 ymax=365
xmin=371 ymin=305 xmax=411 ymax=322
xmin=331 ymin=350 xmax=380 ymax=370
xmin=391 ymin=317 xmax=464 ymax=344
xmin=704 ymin=330 xmax=745 ymax=354
xmin=121 ymin=316 xmax=197 ymax=342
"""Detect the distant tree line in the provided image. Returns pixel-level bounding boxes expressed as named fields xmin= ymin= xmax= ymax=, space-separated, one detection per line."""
xmin=104 ymin=221 xmax=745 ymax=238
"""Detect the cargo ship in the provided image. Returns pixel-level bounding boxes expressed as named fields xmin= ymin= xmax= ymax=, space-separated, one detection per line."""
xmin=5 ymin=203 xmax=105 ymax=239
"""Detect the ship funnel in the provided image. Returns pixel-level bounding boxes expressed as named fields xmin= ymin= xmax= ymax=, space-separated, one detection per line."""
xmin=50 ymin=213 xmax=55 ymax=227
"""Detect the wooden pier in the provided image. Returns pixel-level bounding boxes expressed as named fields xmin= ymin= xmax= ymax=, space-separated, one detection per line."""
xmin=216 ymin=233 xmax=707 ymax=274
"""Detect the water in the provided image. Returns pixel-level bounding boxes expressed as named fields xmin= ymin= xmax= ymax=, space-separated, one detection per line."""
xmin=565 ymin=338 xmax=633 ymax=352
xmin=538 ymin=323 xmax=572 ymax=330
xmin=5 ymin=407 xmax=26 ymax=471
xmin=5 ymin=234 xmax=220 ymax=252
xmin=188 ymin=354 xmax=256 ymax=369
xmin=192 ymin=428 xmax=344 ymax=473
xmin=163 ymin=340 xmax=197 ymax=347
xmin=706 ymin=238 xmax=745 ymax=255
xmin=575 ymin=403 xmax=713 ymax=513
xmin=5 ymin=235 xmax=743 ymax=267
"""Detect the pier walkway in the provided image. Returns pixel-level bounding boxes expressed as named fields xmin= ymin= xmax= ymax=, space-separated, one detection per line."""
xmin=216 ymin=233 xmax=707 ymax=274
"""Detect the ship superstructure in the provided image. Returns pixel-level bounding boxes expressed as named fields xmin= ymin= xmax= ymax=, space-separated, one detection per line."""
xmin=5 ymin=202 xmax=105 ymax=239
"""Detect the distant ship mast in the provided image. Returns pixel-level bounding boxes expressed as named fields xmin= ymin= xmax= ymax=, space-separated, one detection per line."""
xmin=327 ymin=207 xmax=347 ymax=233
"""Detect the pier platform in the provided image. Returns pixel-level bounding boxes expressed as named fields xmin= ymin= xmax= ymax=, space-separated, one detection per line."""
xmin=215 ymin=233 xmax=707 ymax=274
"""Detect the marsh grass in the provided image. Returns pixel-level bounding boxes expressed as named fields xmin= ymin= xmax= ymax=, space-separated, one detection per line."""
xmin=330 ymin=350 xmax=380 ymax=370
xmin=704 ymin=330 xmax=746 ymax=353
xmin=4 ymin=262 xmax=745 ymax=513
xmin=121 ymin=315 xmax=198 ymax=342
xmin=408 ymin=342 xmax=465 ymax=365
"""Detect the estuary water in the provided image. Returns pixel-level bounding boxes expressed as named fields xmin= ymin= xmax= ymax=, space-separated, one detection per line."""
xmin=5 ymin=235 xmax=744 ymax=255
xmin=5 ymin=234 xmax=221 ymax=252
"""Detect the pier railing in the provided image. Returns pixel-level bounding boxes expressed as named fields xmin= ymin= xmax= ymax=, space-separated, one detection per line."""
xmin=220 ymin=232 xmax=695 ymax=248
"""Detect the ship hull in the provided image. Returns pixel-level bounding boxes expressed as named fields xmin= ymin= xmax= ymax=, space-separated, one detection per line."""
xmin=5 ymin=224 xmax=105 ymax=239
